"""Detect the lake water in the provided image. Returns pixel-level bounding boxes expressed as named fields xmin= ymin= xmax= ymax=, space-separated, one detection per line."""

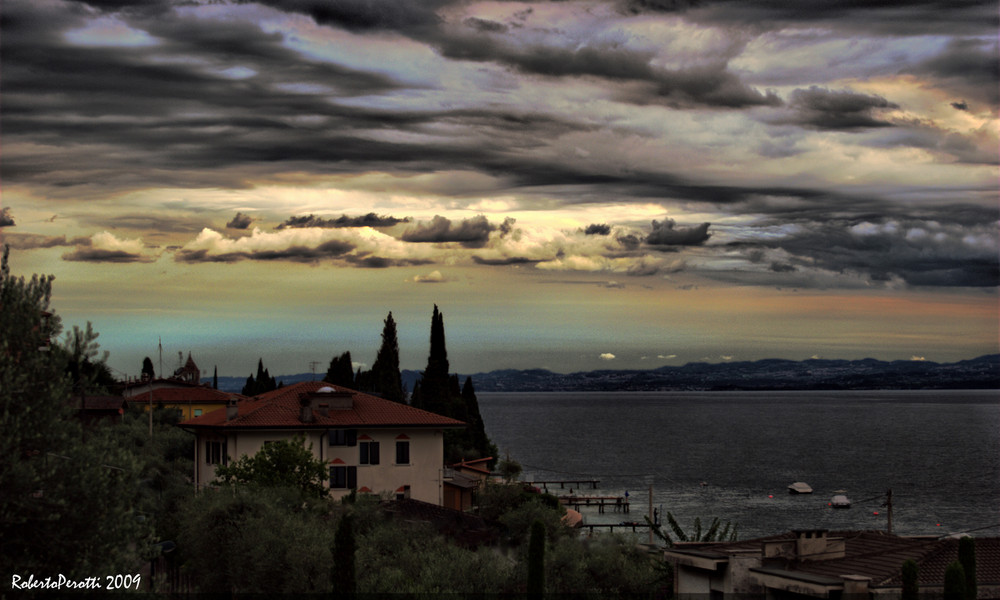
xmin=477 ymin=390 xmax=1000 ymax=540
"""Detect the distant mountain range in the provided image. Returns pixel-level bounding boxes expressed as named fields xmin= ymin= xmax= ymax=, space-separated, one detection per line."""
xmin=209 ymin=354 xmax=999 ymax=393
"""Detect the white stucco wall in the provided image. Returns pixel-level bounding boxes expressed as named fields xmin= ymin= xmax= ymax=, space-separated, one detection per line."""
xmin=193 ymin=427 xmax=446 ymax=505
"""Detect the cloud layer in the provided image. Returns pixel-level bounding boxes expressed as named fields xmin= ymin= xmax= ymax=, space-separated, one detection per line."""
xmin=2 ymin=0 xmax=996 ymax=292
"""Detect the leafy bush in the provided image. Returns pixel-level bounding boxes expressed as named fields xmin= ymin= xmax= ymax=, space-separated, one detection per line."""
xmin=177 ymin=486 xmax=334 ymax=594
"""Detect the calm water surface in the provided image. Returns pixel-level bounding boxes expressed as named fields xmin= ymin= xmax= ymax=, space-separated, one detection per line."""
xmin=478 ymin=390 xmax=1000 ymax=539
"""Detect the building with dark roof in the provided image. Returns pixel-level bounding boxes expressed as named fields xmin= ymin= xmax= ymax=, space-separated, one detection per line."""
xmin=71 ymin=394 xmax=126 ymax=426
xmin=178 ymin=380 xmax=467 ymax=505
xmin=666 ymin=528 xmax=1000 ymax=598
xmin=124 ymin=380 xmax=245 ymax=421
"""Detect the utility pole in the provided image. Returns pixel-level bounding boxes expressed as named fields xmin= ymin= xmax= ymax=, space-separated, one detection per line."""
xmin=884 ymin=488 xmax=893 ymax=535
xmin=648 ymin=485 xmax=654 ymax=545
xmin=309 ymin=361 xmax=320 ymax=380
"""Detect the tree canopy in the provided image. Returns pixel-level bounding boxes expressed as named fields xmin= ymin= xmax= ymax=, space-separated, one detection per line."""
xmin=410 ymin=305 xmax=497 ymax=465
xmin=369 ymin=312 xmax=405 ymax=403
xmin=213 ymin=434 xmax=329 ymax=498
xmin=0 ymin=246 xmax=149 ymax=577
xmin=324 ymin=351 xmax=354 ymax=388
xmin=242 ymin=358 xmax=279 ymax=396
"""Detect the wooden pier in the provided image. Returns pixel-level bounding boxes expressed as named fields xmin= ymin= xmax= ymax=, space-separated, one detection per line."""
xmin=580 ymin=522 xmax=653 ymax=534
xmin=527 ymin=479 xmax=600 ymax=490
xmin=558 ymin=495 xmax=630 ymax=513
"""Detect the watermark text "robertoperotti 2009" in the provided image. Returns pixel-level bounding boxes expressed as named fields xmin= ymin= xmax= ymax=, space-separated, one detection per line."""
xmin=11 ymin=573 xmax=142 ymax=590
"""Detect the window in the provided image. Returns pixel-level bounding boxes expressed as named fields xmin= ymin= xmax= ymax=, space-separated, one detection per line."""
xmin=395 ymin=441 xmax=410 ymax=465
xmin=206 ymin=441 xmax=226 ymax=465
xmin=194 ymin=409 xmax=203 ymax=417
xmin=360 ymin=441 xmax=380 ymax=465
xmin=330 ymin=466 xmax=357 ymax=489
xmin=328 ymin=429 xmax=357 ymax=447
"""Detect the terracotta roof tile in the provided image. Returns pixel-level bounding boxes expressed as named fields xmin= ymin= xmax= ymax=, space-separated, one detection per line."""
xmin=178 ymin=380 xmax=466 ymax=429
xmin=881 ymin=537 xmax=1000 ymax=587
xmin=795 ymin=531 xmax=939 ymax=585
xmin=127 ymin=386 xmax=245 ymax=405
xmin=684 ymin=530 xmax=1000 ymax=588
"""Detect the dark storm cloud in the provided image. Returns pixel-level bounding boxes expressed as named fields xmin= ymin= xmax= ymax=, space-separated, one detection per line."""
xmin=252 ymin=0 xmax=779 ymax=109
xmin=730 ymin=203 xmax=1000 ymax=287
xmin=907 ymin=37 xmax=1000 ymax=108
xmin=779 ymin=87 xmax=899 ymax=131
xmin=463 ymin=17 xmax=508 ymax=34
xmin=471 ymin=256 xmax=543 ymax=266
xmin=227 ymin=212 xmax=254 ymax=230
xmin=402 ymin=215 xmax=495 ymax=247
xmin=248 ymin=0 xmax=447 ymax=33
xmin=0 ymin=208 xmax=15 ymax=227
xmin=0 ymin=0 xmax=818 ymax=204
xmin=2 ymin=233 xmax=90 ymax=249
xmin=175 ymin=239 xmax=356 ymax=264
xmin=344 ymin=256 xmax=435 ymax=269
xmin=276 ymin=213 xmax=409 ymax=229
xmin=645 ymin=218 xmax=712 ymax=246
xmin=619 ymin=0 xmax=1000 ymax=36
xmin=435 ymin=32 xmax=780 ymax=109
xmin=1 ymin=0 xmax=408 ymax=193
xmin=78 ymin=214 xmax=209 ymax=235
xmin=867 ymin=126 xmax=998 ymax=165
xmin=584 ymin=224 xmax=611 ymax=235
xmin=617 ymin=234 xmax=642 ymax=251
xmin=62 ymin=246 xmax=157 ymax=264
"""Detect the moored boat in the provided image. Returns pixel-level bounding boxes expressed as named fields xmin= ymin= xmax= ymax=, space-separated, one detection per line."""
xmin=788 ymin=482 xmax=813 ymax=494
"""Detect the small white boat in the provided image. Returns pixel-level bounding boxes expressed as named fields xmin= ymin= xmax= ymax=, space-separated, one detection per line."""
xmin=831 ymin=494 xmax=851 ymax=509
xmin=788 ymin=482 xmax=813 ymax=494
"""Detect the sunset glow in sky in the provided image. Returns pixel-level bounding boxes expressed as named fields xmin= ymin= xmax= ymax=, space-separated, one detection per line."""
xmin=2 ymin=0 xmax=997 ymax=378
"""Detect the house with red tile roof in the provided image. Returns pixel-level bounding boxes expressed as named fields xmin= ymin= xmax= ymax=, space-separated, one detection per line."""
xmin=665 ymin=528 xmax=1000 ymax=598
xmin=124 ymin=381 xmax=246 ymax=421
xmin=177 ymin=380 xmax=467 ymax=505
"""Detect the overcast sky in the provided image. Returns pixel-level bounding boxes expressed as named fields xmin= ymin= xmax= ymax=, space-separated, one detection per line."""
xmin=2 ymin=0 xmax=997 ymax=379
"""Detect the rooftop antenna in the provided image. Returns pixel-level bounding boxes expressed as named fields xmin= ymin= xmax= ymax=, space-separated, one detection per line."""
xmin=158 ymin=337 xmax=162 ymax=379
xmin=309 ymin=361 xmax=321 ymax=380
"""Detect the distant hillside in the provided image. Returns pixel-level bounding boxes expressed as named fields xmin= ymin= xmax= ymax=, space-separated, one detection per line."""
xmin=209 ymin=354 xmax=1000 ymax=393
xmin=459 ymin=354 xmax=1000 ymax=392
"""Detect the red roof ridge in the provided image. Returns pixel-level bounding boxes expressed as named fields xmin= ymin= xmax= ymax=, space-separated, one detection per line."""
xmin=178 ymin=380 xmax=466 ymax=429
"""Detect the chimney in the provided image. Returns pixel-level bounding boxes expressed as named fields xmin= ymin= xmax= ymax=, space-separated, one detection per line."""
xmin=793 ymin=530 xmax=844 ymax=561
xmin=226 ymin=397 xmax=239 ymax=422
xmin=310 ymin=387 xmax=353 ymax=408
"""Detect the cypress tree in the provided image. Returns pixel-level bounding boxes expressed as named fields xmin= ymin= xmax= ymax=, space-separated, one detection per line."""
xmin=242 ymin=359 xmax=278 ymax=395
xmin=409 ymin=380 xmax=422 ymax=410
xmin=462 ymin=377 xmax=496 ymax=464
xmin=901 ymin=559 xmax=918 ymax=600
xmin=527 ymin=520 xmax=545 ymax=599
xmin=332 ymin=513 xmax=357 ymax=597
xmin=944 ymin=561 xmax=966 ymax=600
xmin=241 ymin=374 xmax=256 ymax=396
xmin=256 ymin=359 xmax=266 ymax=386
xmin=959 ymin=537 xmax=976 ymax=600
xmin=141 ymin=356 xmax=155 ymax=381
xmin=370 ymin=312 xmax=404 ymax=403
xmin=213 ymin=366 xmax=218 ymax=389
xmin=419 ymin=305 xmax=450 ymax=416
xmin=324 ymin=351 xmax=354 ymax=388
